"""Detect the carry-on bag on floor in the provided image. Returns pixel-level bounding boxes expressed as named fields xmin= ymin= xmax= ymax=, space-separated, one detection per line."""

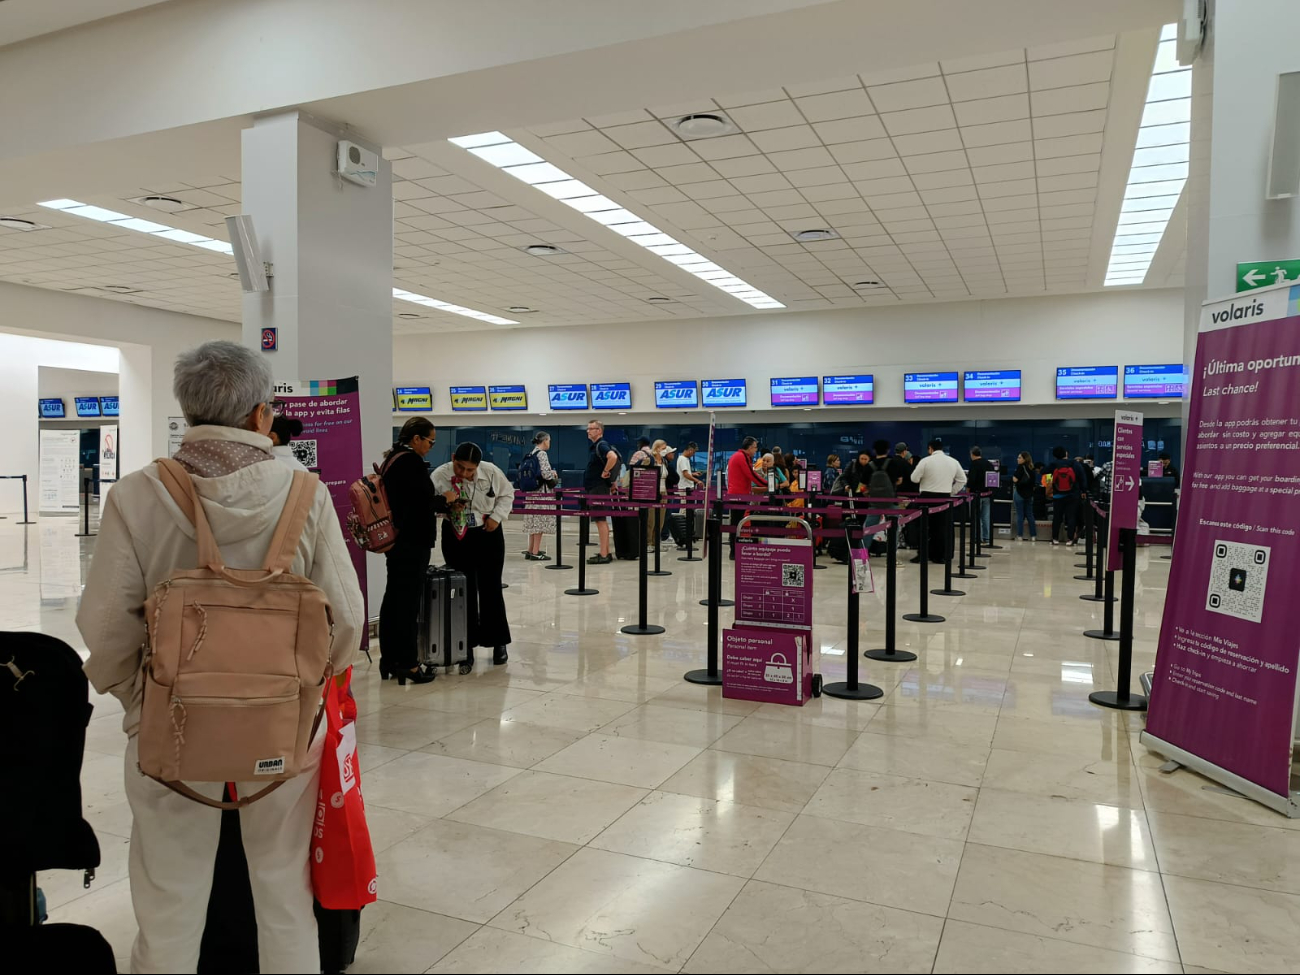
xmin=419 ymin=566 xmax=470 ymax=674
xmin=613 ymin=511 xmax=641 ymax=560
xmin=667 ymin=512 xmax=690 ymax=546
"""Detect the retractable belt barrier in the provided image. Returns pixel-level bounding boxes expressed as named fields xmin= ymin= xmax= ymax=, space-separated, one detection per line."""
xmin=0 ymin=474 xmax=34 ymax=525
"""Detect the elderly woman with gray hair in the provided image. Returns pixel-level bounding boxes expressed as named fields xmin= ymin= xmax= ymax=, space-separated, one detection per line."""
xmin=76 ymin=340 xmax=364 ymax=974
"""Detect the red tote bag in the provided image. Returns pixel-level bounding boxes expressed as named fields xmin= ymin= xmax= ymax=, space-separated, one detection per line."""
xmin=311 ymin=668 xmax=379 ymax=910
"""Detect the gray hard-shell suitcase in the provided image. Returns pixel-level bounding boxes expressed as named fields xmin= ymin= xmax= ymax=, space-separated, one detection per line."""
xmin=419 ymin=565 xmax=469 ymax=674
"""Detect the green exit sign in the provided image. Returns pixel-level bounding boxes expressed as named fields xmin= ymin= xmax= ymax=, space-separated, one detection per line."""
xmin=1236 ymin=260 xmax=1300 ymax=291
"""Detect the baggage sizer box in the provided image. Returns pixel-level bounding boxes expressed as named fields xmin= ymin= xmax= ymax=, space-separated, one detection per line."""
xmin=722 ymin=624 xmax=817 ymax=706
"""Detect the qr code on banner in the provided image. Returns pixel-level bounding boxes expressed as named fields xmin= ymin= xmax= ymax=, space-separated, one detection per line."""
xmin=290 ymin=439 xmax=319 ymax=471
xmin=781 ymin=563 xmax=805 ymax=588
xmin=1205 ymin=539 xmax=1270 ymax=624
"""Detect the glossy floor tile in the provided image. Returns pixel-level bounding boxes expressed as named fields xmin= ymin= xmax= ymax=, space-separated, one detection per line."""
xmin=18 ymin=519 xmax=1293 ymax=971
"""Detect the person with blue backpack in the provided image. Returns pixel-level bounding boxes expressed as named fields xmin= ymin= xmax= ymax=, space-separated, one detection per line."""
xmin=520 ymin=431 xmax=558 ymax=560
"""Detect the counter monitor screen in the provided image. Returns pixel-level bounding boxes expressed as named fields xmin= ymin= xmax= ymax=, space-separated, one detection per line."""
xmin=701 ymin=378 xmax=747 ymax=408
xmin=1056 ymin=366 xmax=1118 ymax=399
xmin=394 ymin=386 xmax=433 ymax=411
xmin=822 ymin=374 xmax=874 ymax=405
xmin=38 ymin=397 xmax=65 ymax=419
xmin=654 ymin=380 xmax=699 ymax=409
xmin=591 ymin=382 xmax=632 ymax=410
xmin=547 ymin=383 xmax=590 ymax=410
xmin=488 ymin=385 xmax=528 ymax=410
xmin=449 ymin=386 xmax=488 ymax=411
xmin=1124 ymin=364 xmax=1187 ymax=398
xmin=770 ymin=376 xmax=818 ymax=406
xmin=99 ymin=395 xmax=120 ymax=417
xmin=903 ymin=371 xmax=959 ymax=403
xmin=963 ymin=369 xmax=1021 ymax=402
xmin=74 ymin=396 xmax=101 ymax=418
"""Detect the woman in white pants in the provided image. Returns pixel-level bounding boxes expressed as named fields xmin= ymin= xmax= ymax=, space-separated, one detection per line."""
xmin=77 ymin=341 xmax=364 ymax=974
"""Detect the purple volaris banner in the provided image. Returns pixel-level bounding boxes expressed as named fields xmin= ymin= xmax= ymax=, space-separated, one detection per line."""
xmin=1108 ymin=410 xmax=1143 ymax=565
xmin=273 ymin=377 xmax=369 ymax=653
xmin=1143 ymin=284 xmax=1300 ymax=805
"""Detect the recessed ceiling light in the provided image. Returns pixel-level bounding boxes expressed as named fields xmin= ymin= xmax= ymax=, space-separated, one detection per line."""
xmin=0 ymin=217 xmax=45 ymax=231
xmin=853 ymin=280 xmax=881 ymax=287
xmin=392 ymin=287 xmax=519 ymax=325
xmin=523 ymin=244 xmax=563 ymax=256
xmin=673 ymin=113 xmax=736 ymax=139
xmin=397 ymin=312 xmax=422 ymax=319
xmin=507 ymin=305 xmax=538 ymax=313
xmin=792 ymin=229 xmax=840 ymax=243
xmin=135 ymin=195 xmax=187 ymax=213
xmin=646 ymin=296 xmax=672 ymax=303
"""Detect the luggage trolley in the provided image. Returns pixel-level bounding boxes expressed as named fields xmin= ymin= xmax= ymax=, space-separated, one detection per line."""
xmin=724 ymin=514 xmax=822 ymax=704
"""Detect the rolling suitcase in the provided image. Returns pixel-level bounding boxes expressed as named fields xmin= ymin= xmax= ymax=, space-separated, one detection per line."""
xmin=667 ymin=512 xmax=690 ymax=546
xmin=419 ymin=566 xmax=470 ymax=674
xmin=612 ymin=509 xmax=641 ymax=560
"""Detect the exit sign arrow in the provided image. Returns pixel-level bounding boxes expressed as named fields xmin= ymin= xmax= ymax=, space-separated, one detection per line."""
xmin=1236 ymin=259 xmax=1300 ymax=292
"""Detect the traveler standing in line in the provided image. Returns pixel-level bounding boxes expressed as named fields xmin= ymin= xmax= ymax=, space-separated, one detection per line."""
xmin=646 ymin=439 xmax=674 ymax=545
xmin=585 ymin=419 xmax=620 ymax=564
xmin=1011 ymin=450 xmax=1038 ymax=541
xmin=727 ymin=436 xmax=767 ymax=559
xmin=910 ymin=438 xmax=966 ymax=563
xmin=521 ymin=431 xmax=558 ymax=561
xmin=671 ymin=442 xmax=703 ymax=546
xmin=77 ymin=340 xmax=365 ymax=974
xmin=825 ymin=453 xmax=842 ymax=480
xmin=433 ymin=442 xmax=516 ymax=669
xmin=966 ymin=446 xmax=994 ymax=544
xmin=268 ymin=415 xmax=308 ymax=471
xmin=380 ymin=416 xmax=455 ymax=684
xmin=894 ymin=441 xmax=919 ymax=550
xmin=1047 ymin=445 xmax=1087 ymax=546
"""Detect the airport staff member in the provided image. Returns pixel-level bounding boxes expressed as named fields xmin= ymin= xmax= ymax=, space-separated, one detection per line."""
xmin=432 ymin=442 xmax=515 ymax=671
xmin=910 ymin=438 xmax=967 ymax=563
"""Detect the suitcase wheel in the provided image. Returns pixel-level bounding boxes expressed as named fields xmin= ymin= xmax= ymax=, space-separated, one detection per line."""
xmin=811 ymin=674 xmax=823 ymax=698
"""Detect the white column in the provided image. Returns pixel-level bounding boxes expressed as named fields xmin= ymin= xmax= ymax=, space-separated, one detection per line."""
xmin=239 ymin=111 xmax=394 ymax=602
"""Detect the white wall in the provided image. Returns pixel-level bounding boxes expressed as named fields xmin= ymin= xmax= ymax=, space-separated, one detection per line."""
xmin=0 ymin=281 xmax=237 ymax=492
xmin=394 ymin=288 xmax=1186 ymax=422
xmin=37 ymin=366 xmax=119 ymax=403
xmin=0 ymin=336 xmax=118 ymax=513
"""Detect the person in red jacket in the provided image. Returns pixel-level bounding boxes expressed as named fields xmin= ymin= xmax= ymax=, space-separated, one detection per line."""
xmin=726 ymin=436 xmax=767 ymax=559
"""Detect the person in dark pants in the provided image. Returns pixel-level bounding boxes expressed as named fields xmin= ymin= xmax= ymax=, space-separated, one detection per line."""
xmin=1047 ymin=445 xmax=1086 ymax=546
xmin=909 ymin=438 xmax=966 ymax=563
xmin=433 ymin=442 xmax=516 ymax=671
xmin=379 ymin=416 xmax=454 ymax=685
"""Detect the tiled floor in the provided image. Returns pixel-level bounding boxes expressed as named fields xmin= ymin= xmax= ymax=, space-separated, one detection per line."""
xmin=13 ymin=518 xmax=1300 ymax=973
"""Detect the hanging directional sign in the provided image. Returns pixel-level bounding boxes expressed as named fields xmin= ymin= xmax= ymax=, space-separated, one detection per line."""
xmin=1235 ymin=260 xmax=1300 ymax=292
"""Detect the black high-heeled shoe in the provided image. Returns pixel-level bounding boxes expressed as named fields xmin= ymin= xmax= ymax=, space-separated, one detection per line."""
xmin=397 ymin=667 xmax=434 ymax=686
xmin=493 ymin=645 xmax=509 ymax=666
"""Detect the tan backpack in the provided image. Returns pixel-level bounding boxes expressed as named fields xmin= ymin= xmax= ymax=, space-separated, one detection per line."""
xmin=137 ymin=458 xmax=335 ymax=809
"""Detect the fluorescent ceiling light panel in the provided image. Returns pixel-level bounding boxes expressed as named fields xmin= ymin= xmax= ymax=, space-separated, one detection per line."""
xmin=1104 ymin=23 xmax=1191 ymax=287
xmin=38 ymin=198 xmax=237 ymax=257
xmin=391 ymin=287 xmax=518 ymax=325
xmin=447 ymin=131 xmax=784 ymax=309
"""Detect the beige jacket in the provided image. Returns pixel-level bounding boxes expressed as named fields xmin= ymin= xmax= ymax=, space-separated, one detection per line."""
xmin=77 ymin=425 xmax=365 ymax=735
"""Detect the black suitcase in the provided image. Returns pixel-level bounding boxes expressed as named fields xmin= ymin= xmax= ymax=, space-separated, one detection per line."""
xmin=419 ymin=566 xmax=469 ymax=673
xmin=667 ymin=512 xmax=690 ymax=546
xmin=612 ymin=510 xmax=641 ymax=560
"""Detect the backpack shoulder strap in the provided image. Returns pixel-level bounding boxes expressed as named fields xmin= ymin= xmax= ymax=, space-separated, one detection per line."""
xmin=264 ymin=470 xmax=319 ymax=574
xmin=156 ymin=458 xmax=223 ymax=570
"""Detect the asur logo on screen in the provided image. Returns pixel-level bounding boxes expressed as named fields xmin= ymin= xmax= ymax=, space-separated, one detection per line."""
xmin=705 ymin=386 xmax=743 ymax=399
xmin=662 ymin=388 xmax=694 ymax=399
xmin=593 ymin=390 xmax=626 ymax=403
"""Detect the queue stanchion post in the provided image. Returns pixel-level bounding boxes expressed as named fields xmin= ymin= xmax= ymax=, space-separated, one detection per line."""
xmin=983 ymin=491 xmax=1003 ymax=548
xmin=1089 ymin=527 xmax=1148 ymax=710
xmin=1083 ymin=525 xmax=1120 ymax=640
xmin=685 ymin=499 xmax=724 ymax=685
xmin=75 ymin=476 xmax=96 ymax=538
xmin=972 ymin=498 xmax=989 ymax=560
xmin=904 ymin=503 xmax=944 ymax=623
xmin=1074 ymin=501 xmax=1095 ymax=580
xmin=823 ymin=518 xmax=883 ymax=701
xmin=954 ymin=496 xmax=976 ymax=580
xmin=700 ymin=497 xmax=734 ymax=608
xmin=546 ymin=488 xmax=572 ymax=570
xmin=679 ymin=491 xmax=702 ymax=562
xmin=1080 ymin=508 xmax=1116 ymax=603
xmin=648 ymin=501 xmax=671 ymax=577
xmin=810 ymin=489 xmax=827 ymax=569
xmin=932 ymin=499 xmax=965 ymax=597
xmin=866 ymin=514 xmax=917 ymax=663
xmin=622 ymin=504 xmax=665 ymax=635
xmin=564 ymin=496 xmax=599 ymax=597
xmin=964 ymin=495 xmax=985 ymax=571
xmin=16 ymin=475 xmax=34 ymax=525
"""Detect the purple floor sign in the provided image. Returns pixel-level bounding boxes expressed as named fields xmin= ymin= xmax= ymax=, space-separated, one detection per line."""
xmin=734 ymin=534 xmax=814 ymax=629
xmin=1108 ymin=410 xmax=1143 ymax=564
xmin=722 ymin=626 xmax=813 ymax=705
xmin=1144 ymin=283 xmax=1300 ymax=805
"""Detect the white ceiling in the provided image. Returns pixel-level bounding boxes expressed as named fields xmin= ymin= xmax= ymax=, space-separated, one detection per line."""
xmin=0 ymin=0 xmax=171 ymax=48
xmin=0 ymin=27 xmax=1184 ymax=333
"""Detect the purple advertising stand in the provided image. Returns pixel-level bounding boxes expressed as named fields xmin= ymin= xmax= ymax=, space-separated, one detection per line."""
xmin=724 ymin=515 xmax=821 ymax=704
xmin=1142 ymin=283 xmax=1300 ymax=816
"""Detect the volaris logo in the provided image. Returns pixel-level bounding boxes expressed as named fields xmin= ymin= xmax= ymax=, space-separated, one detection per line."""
xmin=1209 ymin=299 xmax=1265 ymax=324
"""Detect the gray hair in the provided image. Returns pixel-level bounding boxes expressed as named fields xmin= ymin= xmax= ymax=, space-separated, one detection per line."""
xmin=173 ymin=340 xmax=274 ymax=428
xmin=587 ymin=419 xmax=605 ymax=432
